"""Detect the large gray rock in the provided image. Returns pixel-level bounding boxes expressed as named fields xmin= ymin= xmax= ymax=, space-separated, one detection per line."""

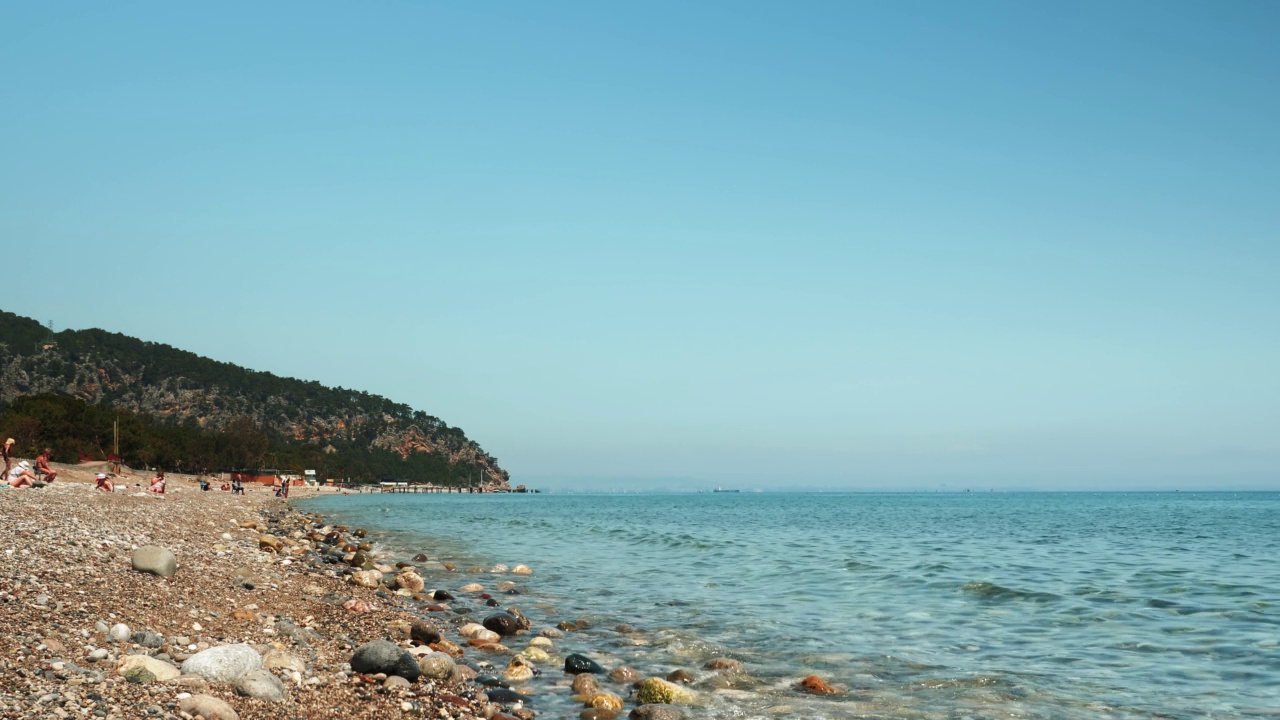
xmin=131 ymin=631 xmax=164 ymax=648
xmin=234 ymin=668 xmax=286 ymax=702
xmin=350 ymin=640 xmax=421 ymax=681
xmin=131 ymin=546 xmax=178 ymax=578
xmin=181 ymin=643 xmax=263 ymax=683
xmin=178 ymin=694 xmax=238 ymax=720
xmin=417 ymin=651 xmax=455 ymax=680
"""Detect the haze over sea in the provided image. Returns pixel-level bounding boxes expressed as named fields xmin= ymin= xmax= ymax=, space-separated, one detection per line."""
xmin=305 ymin=490 xmax=1280 ymax=719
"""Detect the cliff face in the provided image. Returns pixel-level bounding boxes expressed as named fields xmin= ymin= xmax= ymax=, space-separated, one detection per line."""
xmin=0 ymin=310 xmax=509 ymax=488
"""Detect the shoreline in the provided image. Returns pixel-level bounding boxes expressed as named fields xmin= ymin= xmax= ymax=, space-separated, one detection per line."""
xmin=1 ymin=462 xmax=756 ymax=720
xmin=0 ymin=463 xmax=495 ymax=719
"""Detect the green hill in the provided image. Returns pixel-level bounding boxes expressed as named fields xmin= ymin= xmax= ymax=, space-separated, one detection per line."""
xmin=0 ymin=309 xmax=508 ymax=487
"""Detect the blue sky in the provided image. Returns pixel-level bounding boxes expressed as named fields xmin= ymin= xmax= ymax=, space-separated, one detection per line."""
xmin=2 ymin=2 xmax=1277 ymax=489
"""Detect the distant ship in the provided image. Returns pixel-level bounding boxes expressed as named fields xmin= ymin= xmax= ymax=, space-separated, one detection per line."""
xmin=713 ymin=487 xmax=740 ymax=493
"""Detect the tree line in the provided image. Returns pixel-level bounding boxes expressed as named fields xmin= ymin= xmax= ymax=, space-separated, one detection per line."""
xmin=0 ymin=394 xmax=488 ymax=485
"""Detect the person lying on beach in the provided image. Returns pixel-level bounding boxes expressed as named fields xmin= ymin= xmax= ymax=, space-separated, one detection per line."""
xmin=147 ymin=471 xmax=166 ymax=494
xmin=6 ymin=461 xmax=38 ymax=488
xmin=220 ymin=482 xmax=230 ymax=491
xmin=95 ymin=473 xmax=114 ymax=492
xmin=35 ymin=448 xmax=57 ymax=483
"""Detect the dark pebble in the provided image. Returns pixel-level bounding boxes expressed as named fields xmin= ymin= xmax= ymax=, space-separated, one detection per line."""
xmin=565 ymin=653 xmax=605 ymax=674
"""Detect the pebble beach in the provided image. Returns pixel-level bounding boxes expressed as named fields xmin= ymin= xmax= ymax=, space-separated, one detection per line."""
xmin=0 ymin=464 xmax=501 ymax=720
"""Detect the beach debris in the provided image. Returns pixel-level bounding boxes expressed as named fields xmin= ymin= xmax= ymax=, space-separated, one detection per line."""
xmin=130 ymin=545 xmax=177 ymax=578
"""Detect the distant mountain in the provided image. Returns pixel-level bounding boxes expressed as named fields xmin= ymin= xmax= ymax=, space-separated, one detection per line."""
xmin=0 ymin=309 xmax=509 ymax=488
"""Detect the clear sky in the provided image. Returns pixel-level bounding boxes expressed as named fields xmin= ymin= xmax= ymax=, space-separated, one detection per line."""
xmin=2 ymin=2 xmax=1277 ymax=490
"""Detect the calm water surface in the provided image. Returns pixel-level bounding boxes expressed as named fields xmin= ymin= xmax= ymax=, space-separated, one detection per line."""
xmin=302 ymin=492 xmax=1280 ymax=719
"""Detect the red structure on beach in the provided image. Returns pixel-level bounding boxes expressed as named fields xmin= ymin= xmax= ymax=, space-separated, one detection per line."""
xmin=230 ymin=469 xmax=278 ymax=486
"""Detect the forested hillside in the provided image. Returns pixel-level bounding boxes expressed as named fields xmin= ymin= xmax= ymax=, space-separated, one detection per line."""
xmin=0 ymin=310 xmax=509 ymax=487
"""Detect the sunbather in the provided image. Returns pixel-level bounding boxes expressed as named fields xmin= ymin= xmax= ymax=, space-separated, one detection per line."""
xmin=35 ymin=448 xmax=57 ymax=483
xmin=7 ymin=461 xmax=38 ymax=488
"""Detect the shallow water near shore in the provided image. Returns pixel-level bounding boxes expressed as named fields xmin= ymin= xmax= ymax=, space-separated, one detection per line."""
xmin=302 ymin=491 xmax=1280 ymax=719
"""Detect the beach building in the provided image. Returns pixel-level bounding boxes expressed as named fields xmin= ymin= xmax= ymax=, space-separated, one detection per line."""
xmin=229 ymin=469 xmax=277 ymax=486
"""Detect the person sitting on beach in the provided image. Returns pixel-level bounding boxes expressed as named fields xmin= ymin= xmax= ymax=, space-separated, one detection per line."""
xmin=232 ymin=479 xmax=245 ymax=495
xmin=275 ymin=479 xmax=289 ymax=498
xmin=147 ymin=471 xmax=166 ymax=494
xmin=199 ymin=479 xmax=210 ymax=491
xmin=35 ymin=448 xmax=57 ymax=484
xmin=95 ymin=473 xmax=114 ymax=492
xmin=220 ymin=482 xmax=230 ymax=491
xmin=6 ymin=461 xmax=38 ymax=488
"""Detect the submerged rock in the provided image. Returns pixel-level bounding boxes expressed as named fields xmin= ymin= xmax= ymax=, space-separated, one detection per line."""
xmin=797 ymin=675 xmax=839 ymax=695
xmin=704 ymin=658 xmax=744 ymax=673
xmin=635 ymin=678 xmax=697 ymax=705
xmin=484 ymin=613 xmax=521 ymax=637
xmin=565 ymin=653 xmax=605 ymax=674
xmin=629 ymin=706 xmax=686 ymax=720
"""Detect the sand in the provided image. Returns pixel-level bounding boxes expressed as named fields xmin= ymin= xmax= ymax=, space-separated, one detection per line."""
xmin=0 ymin=461 xmax=494 ymax=720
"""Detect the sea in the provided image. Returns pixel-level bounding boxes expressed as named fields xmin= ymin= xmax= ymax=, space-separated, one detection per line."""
xmin=300 ymin=491 xmax=1280 ymax=719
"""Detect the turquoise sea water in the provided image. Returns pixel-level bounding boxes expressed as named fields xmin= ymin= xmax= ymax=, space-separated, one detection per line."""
xmin=302 ymin=491 xmax=1280 ymax=719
